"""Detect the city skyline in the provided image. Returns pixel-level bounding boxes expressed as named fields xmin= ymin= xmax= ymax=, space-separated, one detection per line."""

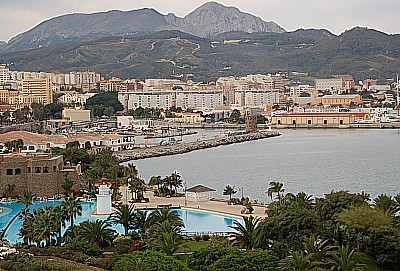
xmin=1 ymin=0 xmax=399 ymax=42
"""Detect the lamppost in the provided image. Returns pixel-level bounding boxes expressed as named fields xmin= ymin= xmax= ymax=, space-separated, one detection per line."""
xmin=239 ymin=187 xmax=244 ymax=199
xmin=183 ymin=182 xmax=187 ymax=206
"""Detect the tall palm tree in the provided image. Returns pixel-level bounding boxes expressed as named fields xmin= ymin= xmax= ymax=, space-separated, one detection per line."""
xmin=133 ymin=210 xmax=152 ymax=238
xmin=76 ymin=219 xmax=116 ymax=247
xmin=162 ymin=176 xmax=173 ymax=197
xmin=128 ymin=177 xmax=146 ymax=200
xmin=170 ymin=171 xmax=183 ymax=195
xmin=149 ymin=176 xmax=162 ymax=192
xmin=230 ymin=215 xmax=260 ymax=249
xmin=109 ymin=203 xmax=136 ymax=236
xmin=267 ymin=181 xmax=285 ymax=201
xmin=223 ymin=185 xmax=237 ymax=202
xmin=373 ymin=194 xmax=400 ymax=216
xmin=149 ymin=220 xmax=186 ymax=256
xmin=327 ymin=245 xmax=366 ymax=271
xmin=21 ymin=190 xmax=34 ymax=209
xmin=82 ymin=168 xmax=98 ymax=193
xmin=62 ymin=193 xmax=82 ymax=226
xmin=124 ymin=163 xmax=138 ymax=184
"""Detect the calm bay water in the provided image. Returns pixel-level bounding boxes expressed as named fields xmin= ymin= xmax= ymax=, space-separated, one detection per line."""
xmin=126 ymin=129 xmax=400 ymax=203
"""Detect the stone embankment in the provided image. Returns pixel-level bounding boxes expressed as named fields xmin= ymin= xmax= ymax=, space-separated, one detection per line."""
xmin=116 ymin=131 xmax=280 ymax=162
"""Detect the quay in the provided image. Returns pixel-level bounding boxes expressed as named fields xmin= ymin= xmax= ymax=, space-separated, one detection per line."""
xmin=116 ymin=130 xmax=280 ymax=162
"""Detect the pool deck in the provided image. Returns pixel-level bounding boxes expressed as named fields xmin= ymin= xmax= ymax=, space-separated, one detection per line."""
xmin=119 ymin=188 xmax=268 ymax=219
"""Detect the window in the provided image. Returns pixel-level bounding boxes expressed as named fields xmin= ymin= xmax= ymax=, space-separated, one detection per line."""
xmin=43 ymin=166 xmax=49 ymax=173
xmin=340 ymin=120 xmax=344 ymax=125
xmin=15 ymin=168 xmax=21 ymax=175
xmin=292 ymin=120 xmax=296 ymax=125
xmin=35 ymin=167 xmax=41 ymax=173
xmin=307 ymin=119 xmax=312 ymax=125
xmin=6 ymin=169 xmax=13 ymax=175
xmin=323 ymin=119 xmax=328 ymax=125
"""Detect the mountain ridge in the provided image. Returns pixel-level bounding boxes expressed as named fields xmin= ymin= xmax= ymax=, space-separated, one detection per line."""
xmin=1 ymin=27 xmax=398 ymax=82
xmin=1 ymin=1 xmax=284 ymax=53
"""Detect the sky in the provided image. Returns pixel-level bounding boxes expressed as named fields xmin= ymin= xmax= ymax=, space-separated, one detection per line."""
xmin=1 ymin=0 xmax=399 ymax=42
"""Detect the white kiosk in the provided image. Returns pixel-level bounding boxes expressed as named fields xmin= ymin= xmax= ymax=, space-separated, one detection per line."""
xmin=96 ymin=178 xmax=112 ymax=215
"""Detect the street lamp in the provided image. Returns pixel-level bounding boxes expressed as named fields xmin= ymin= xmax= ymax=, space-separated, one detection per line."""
xmin=239 ymin=187 xmax=244 ymax=199
xmin=183 ymin=182 xmax=187 ymax=206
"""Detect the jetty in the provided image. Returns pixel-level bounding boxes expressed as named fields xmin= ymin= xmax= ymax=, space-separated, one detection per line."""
xmin=116 ymin=130 xmax=280 ymax=162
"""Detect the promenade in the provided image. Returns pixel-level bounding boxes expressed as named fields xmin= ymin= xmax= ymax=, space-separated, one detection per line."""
xmin=119 ymin=188 xmax=268 ymax=219
xmin=116 ymin=130 xmax=280 ymax=162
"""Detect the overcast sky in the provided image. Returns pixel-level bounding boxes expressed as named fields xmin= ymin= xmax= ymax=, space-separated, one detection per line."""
xmin=1 ymin=0 xmax=399 ymax=41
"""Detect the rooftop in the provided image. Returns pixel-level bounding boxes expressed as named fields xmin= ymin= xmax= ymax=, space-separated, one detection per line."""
xmin=186 ymin=185 xmax=216 ymax=193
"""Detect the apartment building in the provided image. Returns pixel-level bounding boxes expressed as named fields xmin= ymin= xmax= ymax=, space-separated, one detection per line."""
xmin=0 ymin=64 xmax=10 ymax=83
xmin=20 ymin=78 xmax=53 ymax=105
xmin=176 ymin=89 xmax=223 ymax=110
xmin=119 ymin=90 xmax=175 ymax=110
xmin=314 ymin=76 xmax=355 ymax=92
xmin=234 ymin=89 xmax=280 ymax=107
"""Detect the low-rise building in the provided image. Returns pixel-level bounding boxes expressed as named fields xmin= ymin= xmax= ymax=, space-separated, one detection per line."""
xmin=0 ymin=154 xmax=81 ymax=197
xmin=271 ymin=112 xmax=371 ymax=126
xmin=313 ymin=94 xmax=362 ymax=106
xmin=186 ymin=185 xmax=216 ymax=202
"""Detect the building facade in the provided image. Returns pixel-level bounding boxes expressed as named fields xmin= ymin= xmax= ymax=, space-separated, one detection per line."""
xmin=0 ymin=154 xmax=81 ymax=197
xmin=272 ymin=112 xmax=371 ymax=126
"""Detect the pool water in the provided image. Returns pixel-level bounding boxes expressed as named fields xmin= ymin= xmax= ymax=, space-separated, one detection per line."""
xmin=0 ymin=201 xmax=240 ymax=244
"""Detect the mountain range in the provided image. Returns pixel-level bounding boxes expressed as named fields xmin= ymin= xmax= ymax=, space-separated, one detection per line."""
xmin=0 ymin=2 xmax=399 ymax=82
xmin=0 ymin=2 xmax=284 ymax=53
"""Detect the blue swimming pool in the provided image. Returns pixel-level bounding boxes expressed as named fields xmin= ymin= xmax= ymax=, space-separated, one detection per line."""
xmin=0 ymin=201 xmax=241 ymax=244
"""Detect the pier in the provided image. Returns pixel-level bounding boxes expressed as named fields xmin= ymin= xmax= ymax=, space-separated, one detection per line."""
xmin=116 ymin=131 xmax=280 ymax=162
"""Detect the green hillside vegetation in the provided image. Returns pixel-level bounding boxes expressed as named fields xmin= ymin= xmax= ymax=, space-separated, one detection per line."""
xmin=1 ymin=27 xmax=399 ymax=82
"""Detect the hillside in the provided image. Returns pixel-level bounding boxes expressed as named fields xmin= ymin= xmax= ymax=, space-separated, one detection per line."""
xmin=1 ymin=28 xmax=399 ymax=82
xmin=0 ymin=1 xmax=284 ymax=53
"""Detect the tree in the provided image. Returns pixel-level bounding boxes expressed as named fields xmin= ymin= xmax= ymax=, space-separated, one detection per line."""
xmin=327 ymin=245 xmax=366 ymax=271
xmin=86 ymin=92 xmax=123 ymax=116
xmin=149 ymin=208 xmax=184 ymax=229
xmin=21 ymin=190 xmax=34 ymax=209
xmin=62 ymin=193 xmax=82 ymax=226
xmin=211 ymin=249 xmax=279 ymax=271
xmin=267 ymin=181 xmax=285 ymax=201
xmin=223 ymin=185 xmax=237 ymax=202
xmin=76 ymin=219 xmax=116 ymax=247
xmin=149 ymin=220 xmax=186 ymax=256
xmin=230 ymin=215 xmax=260 ymax=249
xmin=336 ymin=205 xmax=393 ymax=233
xmin=229 ymin=109 xmax=241 ymax=122
xmin=114 ymin=251 xmax=190 ymax=271
xmin=278 ymin=251 xmax=315 ymax=271
xmin=149 ymin=176 xmax=163 ymax=193
xmin=109 ymin=203 xmax=136 ymax=236
xmin=373 ymin=194 xmax=400 ymax=216
xmin=103 ymin=106 xmax=115 ymax=117
xmin=367 ymin=226 xmax=400 ymax=269
xmin=133 ymin=210 xmax=152 ymax=238
xmin=170 ymin=171 xmax=183 ymax=195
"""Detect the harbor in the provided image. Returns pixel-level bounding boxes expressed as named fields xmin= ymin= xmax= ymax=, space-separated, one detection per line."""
xmin=116 ymin=130 xmax=280 ymax=161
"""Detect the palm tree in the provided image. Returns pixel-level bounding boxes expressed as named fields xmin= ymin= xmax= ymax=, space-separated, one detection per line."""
xmin=149 ymin=208 xmax=184 ymax=229
xmin=124 ymin=163 xmax=138 ymax=184
xmin=267 ymin=181 xmax=285 ymax=201
xmin=82 ymin=168 xmax=98 ymax=193
xmin=230 ymin=215 xmax=260 ymax=249
xmin=109 ymin=203 xmax=136 ymax=236
xmin=223 ymin=185 xmax=237 ymax=202
xmin=283 ymin=192 xmax=313 ymax=209
xmin=133 ymin=210 xmax=152 ymax=238
xmin=279 ymin=251 xmax=315 ymax=271
xmin=327 ymin=245 xmax=366 ymax=271
xmin=62 ymin=193 xmax=82 ymax=226
xmin=162 ymin=176 xmax=173 ymax=197
xmin=76 ymin=219 xmax=116 ymax=247
xmin=128 ymin=177 xmax=146 ymax=200
xmin=21 ymin=190 xmax=34 ymax=209
xmin=302 ymin=235 xmax=331 ymax=263
xmin=170 ymin=171 xmax=183 ymax=195
xmin=149 ymin=176 xmax=162 ymax=192
xmin=149 ymin=220 xmax=186 ymax=256
xmin=373 ymin=194 xmax=400 ymax=216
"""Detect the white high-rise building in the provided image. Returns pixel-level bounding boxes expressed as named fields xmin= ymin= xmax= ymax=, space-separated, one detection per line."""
xmin=235 ymin=89 xmax=280 ymax=107
xmin=0 ymin=64 xmax=10 ymax=83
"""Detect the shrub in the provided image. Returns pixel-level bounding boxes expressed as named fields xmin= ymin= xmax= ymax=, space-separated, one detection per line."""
xmin=194 ymin=235 xmax=202 ymax=242
xmin=114 ymin=251 xmax=190 ymax=271
xmin=188 ymin=247 xmax=237 ymax=271
xmin=113 ymin=236 xmax=133 ymax=254
xmin=88 ymin=257 xmax=115 ymax=270
xmin=64 ymin=241 xmax=103 ymax=257
xmin=201 ymin=234 xmax=210 ymax=241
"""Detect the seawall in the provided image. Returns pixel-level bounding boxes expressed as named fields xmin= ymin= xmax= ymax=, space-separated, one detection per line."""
xmin=116 ymin=131 xmax=280 ymax=162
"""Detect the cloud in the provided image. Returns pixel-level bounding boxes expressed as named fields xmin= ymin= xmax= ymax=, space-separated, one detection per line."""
xmin=1 ymin=0 xmax=399 ymax=41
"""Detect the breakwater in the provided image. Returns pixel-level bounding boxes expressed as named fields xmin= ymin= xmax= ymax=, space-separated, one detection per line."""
xmin=116 ymin=131 xmax=280 ymax=162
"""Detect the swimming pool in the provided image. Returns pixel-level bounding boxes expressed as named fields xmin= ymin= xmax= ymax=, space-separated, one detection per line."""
xmin=0 ymin=201 xmax=241 ymax=244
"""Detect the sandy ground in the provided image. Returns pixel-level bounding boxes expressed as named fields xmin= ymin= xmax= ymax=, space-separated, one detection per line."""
xmin=118 ymin=187 xmax=268 ymax=219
